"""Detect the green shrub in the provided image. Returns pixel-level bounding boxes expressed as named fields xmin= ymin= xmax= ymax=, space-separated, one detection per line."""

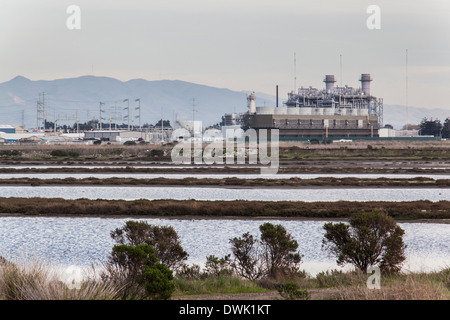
xmin=204 ymin=255 xmax=233 ymax=277
xmin=322 ymin=211 xmax=407 ymax=273
xmin=229 ymin=223 xmax=303 ymax=280
xmin=110 ymin=220 xmax=188 ymax=271
xmin=102 ymin=244 xmax=174 ymax=300
xmin=148 ymin=149 xmax=164 ymax=157
xmin=277 ymin=280 xmax=309 ymax=300
xmin=50 ymin=150 xmax=80 ymax=158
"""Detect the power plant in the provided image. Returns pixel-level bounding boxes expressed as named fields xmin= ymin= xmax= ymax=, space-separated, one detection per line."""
xmin=246 ymin=74 xmax=384 ymax=139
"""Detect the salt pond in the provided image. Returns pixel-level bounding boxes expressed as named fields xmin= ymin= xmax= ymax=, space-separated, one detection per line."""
xmin=0 ymin=186 xmax=447 ymax=202
xmin=0 ymin=217 xmax=448 ymax=276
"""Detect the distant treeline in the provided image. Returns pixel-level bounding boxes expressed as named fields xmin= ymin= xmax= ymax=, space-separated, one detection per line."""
xmin=419 ymin=118 xmax=450 ymax=138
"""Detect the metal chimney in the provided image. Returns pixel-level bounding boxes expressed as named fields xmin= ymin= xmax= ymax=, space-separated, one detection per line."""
xmin=360 ymin=73 xmax=372 ymax=95
xmin=324 ymin=75 xmax=336 ymax=92
xmin=247 ymin=92 xmax=256 ymax=114
xmin=276 ymin=85 xmax=279 ymax=107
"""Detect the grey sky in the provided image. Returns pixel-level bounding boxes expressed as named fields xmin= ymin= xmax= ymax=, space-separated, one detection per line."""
xmin=1 ymin=0 xmax=449 ymax=110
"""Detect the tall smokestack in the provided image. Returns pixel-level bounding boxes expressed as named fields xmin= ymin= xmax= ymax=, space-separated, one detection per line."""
xmin=324 ymin=75 xmax=336 ymax=92
xmin=360 ymin=73 xmax=372 ymax=95
xmin=276 ymin=85 xmax=279 ymax=107
xmin=247 ymin=92 xmax=256 ymax=114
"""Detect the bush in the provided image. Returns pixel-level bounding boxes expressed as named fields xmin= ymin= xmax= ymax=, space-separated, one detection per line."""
xmin=259 ymin=223 xmax=303 ymax=278
xmin=110 ymin=220 xmax=188 ymax=271
xmin=229 ymin=232 xmax=264 ymax=280
xmin=315 ymin=269 xmax=355 ymax=288
xmin=322 ymin=211 xmax=407 ymax=273
xmin=123 ymin=140 xmax=137 ymax=146
xmin=148 ymin=149 xmax=164 ymax=157
xmin=50 ymin=150 xmax=80 ymax=158
xmin=102 ymin=244 xmax=174 ymax=300
xmin=229 ymin=223 xmax=303 ymax=280
xmin=0 ymin=150 xmax=22 ymax=157
xmin=277 ymin=280 xmax=309 ymax=300
xmin=204 ymin=255 xmax=233 ymax=277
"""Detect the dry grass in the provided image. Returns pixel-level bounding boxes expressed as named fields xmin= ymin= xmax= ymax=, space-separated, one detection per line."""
xmin=0 ymin=260 xmax=121 ymax=300
xmin=320 ymin=269 xmax=450 ymax=300
xmin=1 ymin=258 xmax=448 ymax=300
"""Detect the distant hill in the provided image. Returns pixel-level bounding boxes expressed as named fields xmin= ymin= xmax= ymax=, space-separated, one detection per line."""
xmin=0 ymin=75 xmax=447 ymax=130
xmin=0 ymin=75 xmax=275 ymax=129
xmin=383 ymin=105 xmax=449 ymax=129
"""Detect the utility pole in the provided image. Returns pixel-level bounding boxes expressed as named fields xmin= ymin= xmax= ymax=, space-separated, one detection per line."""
xmin=42 ymin=92 xmax=46 ymax=130
xmin=406 ymin=49 xmax=409 ymax=127
xmin=36 ymin=92 xmax=46 ymax=131
xmin=135 ymin=98 xmax=141 ymax=129
xmin=123 ymin=99 xmax=130 ymax=130
xmin=161 ymin=106 xmax=164 ymax=142
xmin=36 ymin=93 xmax=41 ymax=130
xmin=76 ymin=110 xmax=79 ymax=135
xmin=99 ymin=102 xmax=105 ymax=130
xmin=192 ymin=98 xmax=198 ymax=135
xmin=294 ymin=52 xmax=297 ymax=92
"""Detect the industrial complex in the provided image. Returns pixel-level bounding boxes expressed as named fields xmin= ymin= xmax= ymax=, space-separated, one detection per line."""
xmin=244 ymin=74 xmax=384 ymax=139
xmin=0 ymin=72 xmax=439 ymax=145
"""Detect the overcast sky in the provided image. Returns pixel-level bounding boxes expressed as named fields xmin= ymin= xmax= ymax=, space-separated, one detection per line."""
xmin=1 ymin=0 xmax=449 ymax=110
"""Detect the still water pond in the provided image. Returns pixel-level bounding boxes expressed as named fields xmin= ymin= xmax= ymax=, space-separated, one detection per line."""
xmin=0 ymin=186 xmax=447 ymax=202
xmin=0 ymin=217 xmax=448 ymax=276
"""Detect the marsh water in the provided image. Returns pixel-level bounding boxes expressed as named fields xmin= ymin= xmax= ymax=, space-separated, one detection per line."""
xmin=0 ymin=216 xmax=448 ymax=277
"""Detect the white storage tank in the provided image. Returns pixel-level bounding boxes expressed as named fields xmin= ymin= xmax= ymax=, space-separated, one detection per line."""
xmin=299 ymin=107 xmax=312 ymax=115
xmin=287 ymin=107 xmax=299 ymax=115
xmin=338 ymin=108 xmax=347 ymax=115
xmin=256 ymin=107 xmax=275 ymax=114
xmin=324 ymin=108 xmax=335 ymax=115
xmin=275 ymin=107 xmax=287 ymax=115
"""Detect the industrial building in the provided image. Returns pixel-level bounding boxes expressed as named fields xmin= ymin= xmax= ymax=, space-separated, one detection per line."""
xmin=247 ymin=74 xmax=384 ymax=139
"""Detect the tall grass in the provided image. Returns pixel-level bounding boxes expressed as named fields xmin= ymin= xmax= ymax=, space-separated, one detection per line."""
xmin=0 ymin=260 xmax=121 ymax=300
xmin=309 ymin=268 xmax=450 ymax=300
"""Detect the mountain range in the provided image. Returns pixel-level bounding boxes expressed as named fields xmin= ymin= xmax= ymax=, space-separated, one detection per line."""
xmin=0 ymin=75 xmax=447 ymax=130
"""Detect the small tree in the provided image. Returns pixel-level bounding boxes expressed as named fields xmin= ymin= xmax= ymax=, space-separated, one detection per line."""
xmin=229 ymin=232 xmax=264 ymax=280
xmin=322 ymin=211 xmax=406 ymax=273
xmin=259 ymin=223 xmax=302 ymax=278
xmin=103 ymin=244 xmax=174 ymax=299
xmin=229 ymin=223 xmax=302 ymax=280
xmin=110 ymin=220 xmax=188 ymax=271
